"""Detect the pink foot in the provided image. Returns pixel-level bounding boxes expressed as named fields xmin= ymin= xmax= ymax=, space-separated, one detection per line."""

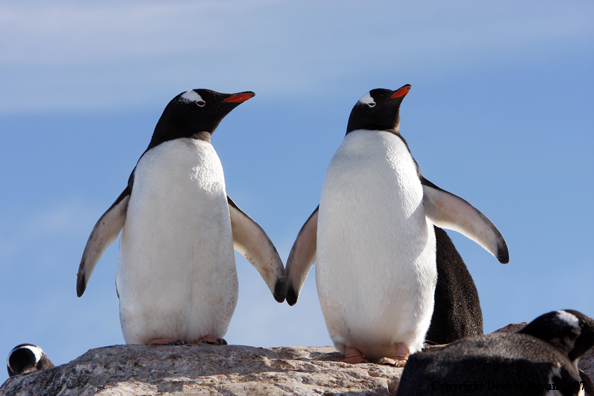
xmin=376 ymin=342 xmax=410 ymax=367
xmin=338 ymin=346 xmax=370 ymax=364
xmin=193 ymin=335 xmax=227 ymax=345
xmin=147 ymin=338 xmax=188 ymax=345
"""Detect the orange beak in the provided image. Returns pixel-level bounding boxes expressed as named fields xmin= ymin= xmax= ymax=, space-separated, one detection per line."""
xmin=222 ymin=91 xmax=256 ymax=103
xmin=390 ymin=85 xmax=411 ymax=99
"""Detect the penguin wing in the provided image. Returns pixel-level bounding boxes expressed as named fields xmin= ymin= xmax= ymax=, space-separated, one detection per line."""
xmin=421 ymin=177 xmax=509 ymax=264
xmin=76 ymin=188 xmax=130 ymax=297
xmin=227 ymin=196 xmax=286 ymax=303
xmin=285 ymin=206 xmax=318 ymax=306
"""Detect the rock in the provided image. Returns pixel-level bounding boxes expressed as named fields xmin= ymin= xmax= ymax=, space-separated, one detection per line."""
xmin=0 ymin=344 xmax=403 ymax=396
xmin=2 ymin=323 xmax=592 ymax=395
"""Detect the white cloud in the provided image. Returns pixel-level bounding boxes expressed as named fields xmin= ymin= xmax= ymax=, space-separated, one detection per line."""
xmin=1 ymin=0 xmax=592 ymax=115
xmin=0 ymin=1 xmax=272 ymax=65
xmin=3 ymin=0 xmax=589 ymax=67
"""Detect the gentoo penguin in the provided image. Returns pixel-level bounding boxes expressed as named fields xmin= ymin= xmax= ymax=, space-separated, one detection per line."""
xmin=7 ymin=344 xmax=54 ymax=377
xmin=77 ymin=89 xmax=286 ymax=345
xmin=397 ymin=310 xmax=594 ymax=396
xmin=425 ymin=226 xmax=483 ymax=345
xmin=286 ymin=85 xmax=508 ymax=366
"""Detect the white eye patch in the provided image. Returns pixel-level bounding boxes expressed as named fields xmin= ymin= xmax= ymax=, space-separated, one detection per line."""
xmin=557 ymin=310 xmax=580 ymax=329
xmin=358 ymin=92 xmax=376 ymax=108
xmin=181 ymin=90 xmax=206 ymax=106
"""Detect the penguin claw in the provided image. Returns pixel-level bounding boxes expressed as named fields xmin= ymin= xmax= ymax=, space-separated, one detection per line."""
xmin=339 ymin=347 xmax=370 ymax=364
xmin=375 ymin=342 xmax=409 ymax=367
xmin=342 ymin=355 xmax=370 ymax=364
xmin=193 ymin=335 xmax=227 ymax=345
xmin=375 ymin=357 xmax=407 ymax=367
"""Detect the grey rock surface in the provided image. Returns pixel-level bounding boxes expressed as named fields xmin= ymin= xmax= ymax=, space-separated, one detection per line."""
xmin=0 ymin=344 xmax=403 ymax=396
xmin=2 ymin=324 xmax=592 ymax=396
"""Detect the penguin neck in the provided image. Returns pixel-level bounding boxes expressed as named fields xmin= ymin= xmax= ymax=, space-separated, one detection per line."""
xmin=191 ymin=131 xmax=212 ymax=143
xmin=147 ymin=128 xmax=212 ymax=152
xmin=346 ymin=125 xmax=399 ymax=137
xmin=345 ymin=110 xmax=402 ymax=136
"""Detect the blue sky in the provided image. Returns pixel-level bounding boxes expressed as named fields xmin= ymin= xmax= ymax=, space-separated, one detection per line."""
xmin=1 ymin=0 xmax=593 ymax=384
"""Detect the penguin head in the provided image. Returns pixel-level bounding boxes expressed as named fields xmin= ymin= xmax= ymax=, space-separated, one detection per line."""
xmin=518 ymin=310 xmax=594 ymax=362
xmin=149 ymin=89 xmax=255 ymax=148
xmin=346 ymin=84 xmax=411 ymax=135
xmin=7 ymin=344 xmax=54 ymax=377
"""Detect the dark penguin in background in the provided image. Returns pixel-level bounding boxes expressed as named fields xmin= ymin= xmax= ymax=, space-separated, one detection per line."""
xmin=285 ymin=85 xmax=508 ymax=366
xmin=7 ymin=344 xmax=54 ymax=377
xmin=425 ymin=226 xmax=483 ymax=345
xmin=77 ymin=89 xmax=286 ymax=346
xmin=397 ymin=310 xmax=594 ymax=396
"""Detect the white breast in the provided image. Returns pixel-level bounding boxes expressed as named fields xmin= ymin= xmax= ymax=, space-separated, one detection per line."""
xmin=317 ymin=130 xmax=436 ymax=359
xmin=116 ymin=138 xmax=238 ymax=344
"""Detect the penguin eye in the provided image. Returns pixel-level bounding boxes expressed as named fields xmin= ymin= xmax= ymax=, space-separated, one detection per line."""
xmin=196 ymin=101 xmax=206 ymax=107
xmin=368 ymin=102 xmax=376 ymax=108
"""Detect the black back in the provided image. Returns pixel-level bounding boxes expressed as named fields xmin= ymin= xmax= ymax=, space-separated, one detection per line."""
xmin=519 ymin=310 xmax=594 ymax=362
xmin=426 ymin=227 xmax=483 ymax=345
xmin=398 ymin=310 xmax=594 ymax=396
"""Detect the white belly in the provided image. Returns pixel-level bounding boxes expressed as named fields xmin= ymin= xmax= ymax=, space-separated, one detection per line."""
xmin=316 ymin=130 xmax=437 ymax=360
xmin=116 ymin=138 xmax=238 ymax=344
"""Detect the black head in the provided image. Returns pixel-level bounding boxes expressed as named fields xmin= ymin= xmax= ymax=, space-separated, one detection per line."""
xmin=346 ymin=84 xmax=411 ymax=135
xmin=7 ymin=344 xmax=54 ymax=377
xmin=519 ymin=310 xmax=594 ymax=362
xmin=147 ymin=89 xmax=255 ymax=150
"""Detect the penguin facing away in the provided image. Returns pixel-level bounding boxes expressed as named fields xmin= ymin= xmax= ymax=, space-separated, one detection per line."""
xmin=286 ymin=85 xmax=508 ymax=366
xmin=425 ymin=226 xmax=483 ymax=345
xmin=397 ymin=310 xmax=594 ymax=396
xmin=77 ymin=89 xmax=286 ymax=345
xmin=7 ymin=344 xmax=54 ymax=377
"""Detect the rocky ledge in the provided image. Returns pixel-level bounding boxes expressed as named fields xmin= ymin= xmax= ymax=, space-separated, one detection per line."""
xmin=0 ymin=344 xmax=402 ymax=395
xmin=2 ymin=324 xmax=593 ymax=396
